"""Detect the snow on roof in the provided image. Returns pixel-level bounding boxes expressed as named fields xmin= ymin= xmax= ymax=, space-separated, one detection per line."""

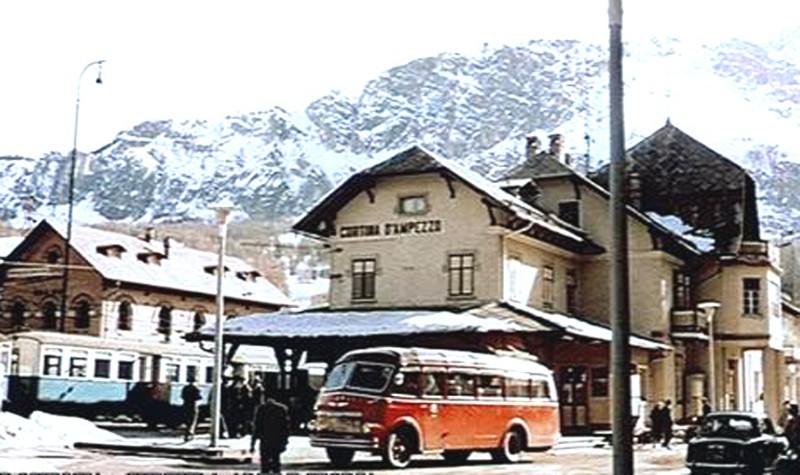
xmin=645 ymin=212 xmax=715 ymax=252
xmin=211 ymin=308 xmax=530 ymax=339
xmin=40 ymin=219 xmax=292 ymax=307
xmin=502 ymin=300 xmax=672 ymax=351
xmin=0 ymin=236 xmax=23 ymax=259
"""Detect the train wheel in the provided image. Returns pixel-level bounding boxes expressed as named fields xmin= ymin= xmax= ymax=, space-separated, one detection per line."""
xmin=326 ymin=448 xmax=354 ymax=467
xmin=491 ymin=428 xmax=524 ymax=463
xmin=383 ymin=429 xmax=413 ymax=469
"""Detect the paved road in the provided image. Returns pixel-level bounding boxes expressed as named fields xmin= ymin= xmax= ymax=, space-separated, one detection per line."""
xmin=8 ymin=433 xmax=690 ymax=475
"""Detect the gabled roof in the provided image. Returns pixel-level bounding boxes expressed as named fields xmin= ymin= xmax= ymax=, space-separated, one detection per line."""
xmin=294 ymin=145 xmax=603 ymax=254
xmin=4 ymin=219 xmax=293 ymax=307
xmin=591 ymin=121 xmax=760 ymax=248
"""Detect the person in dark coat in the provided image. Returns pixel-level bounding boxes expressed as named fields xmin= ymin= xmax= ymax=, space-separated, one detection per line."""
xmin=661 ymin=399 xmax=674 ymax=448
xmin=250 ymin=394 xmax=290 ymax=474
xmin=649 ymin=400 xmax=664 ymax=447
xmin=228 ymin=375 xmax=252 ymax=438
xmin=181 ymin=377 xmax=202 ymax=441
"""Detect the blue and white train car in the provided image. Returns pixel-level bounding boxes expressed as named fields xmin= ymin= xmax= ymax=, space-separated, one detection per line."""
xmin=5 ymin=331 xmax=214 ymax=426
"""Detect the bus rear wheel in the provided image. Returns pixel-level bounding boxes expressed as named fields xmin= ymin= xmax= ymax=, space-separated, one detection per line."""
xmin=491 ymin=428 xmax=524 ymax=463
xmin=326 ymin=448 xmax=354 ymax=467
xmin=383 ymin=429 xmax=414 ymax=469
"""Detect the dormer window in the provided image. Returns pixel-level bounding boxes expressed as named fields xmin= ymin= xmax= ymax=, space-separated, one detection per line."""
xmin=97 ymin=244 xmax=126 ymax=258
xmin=45 ymin=247 xmax=62 ymax=264
xmin=558 ymin=201 xmax=580 ymax=227
xmin=236 ymin=270 xmax=261 ymax=282
xmin=398 ymin=195 xmax=429 ymax=216
xmin=137 ymin=252 xmax=164 ymax=265
xmin=204 ymin=265 xmax=230 ymax=276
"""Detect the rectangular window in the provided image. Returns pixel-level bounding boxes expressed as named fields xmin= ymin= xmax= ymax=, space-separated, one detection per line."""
xmin=591 ymin=367 xmax=609 ymax=397
xmin=743 ymin=278 xmax=761 ymax=315
xmin=69 ymin=356 xmax=88 ymax=378
xmin=422 ymin=372 xmax=444 ymax=397
xmin=165 ymin=363 xmax=180 ymax=383
xmin=566 ymin=269 xmax=578 ymax=313
xmin=558 ymin=201 xmax=580 ymax=227
xmin=674 ymin=271 xmax=692 ymax=309
xmin=542 ymin=265 xmax=555 ymax=309
xmin=477 ymin=374 xmax=504 ymax=398
xmin=186 ymin=365 xmax=198 ymax=383
xmin=94 ymin=355 xmax=111 ymax=379
xmin=531 ymin=378 xmax=552 ymax=399
xmin=507 ymin=378 xmax=530 ymax=398
xmin=118 ymin=361 xmax=134 ymax=380
xmin=205 ymin=366 xmax=214 ymax=384
xmin=43 ymin=353 xmax=62 ymax=376
xmin=398 ymin=195 xmax=428 ymax=215
xmin=351 ymin=258 xmax=376 ymax=300
xmin=446 ymin=373 xmax=476 ymax=398
xmin=448 ymin=253 xmax=475 ymax=297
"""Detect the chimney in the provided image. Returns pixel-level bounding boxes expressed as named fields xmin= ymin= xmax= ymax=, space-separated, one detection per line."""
xmin=526 ymin=134 xmax=540 ymax=163
xmin=548 ymin=133 xmax=563 ymax=161
xmin=163 ymin=237 xmax=171 ymax=259
xmin=627 ymin=171 xmax=642 ymax=208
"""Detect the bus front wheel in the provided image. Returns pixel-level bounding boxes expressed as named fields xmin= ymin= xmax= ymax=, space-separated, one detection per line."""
xmin=491 ymin=428 xmax=524 ymax=464
xmin=326 ymin=448 xmax=354 ymax=467
xmin=383 ymin=429 xmax=414 ymax=469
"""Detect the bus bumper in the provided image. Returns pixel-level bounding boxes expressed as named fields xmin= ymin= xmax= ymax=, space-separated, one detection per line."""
xmin=310 ymin=433 xmax=380 ymax=450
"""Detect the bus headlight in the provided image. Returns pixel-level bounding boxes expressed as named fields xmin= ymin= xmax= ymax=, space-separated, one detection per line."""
xmin=362 ymin=422 xmax=381 ymax=434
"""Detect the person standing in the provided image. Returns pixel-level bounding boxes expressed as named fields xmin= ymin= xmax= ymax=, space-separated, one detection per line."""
xmin=228 ymin=375 xmax=252 ymax=438
xmin=181 ymin=377 xmax=202 ymax=441
xmin=250 ymin=394 xmax=290 ymax=474
xmin=661 ymin=399 xmax=674 ymax=449
xmin=649 ymin=400 xmax=664 ymax=447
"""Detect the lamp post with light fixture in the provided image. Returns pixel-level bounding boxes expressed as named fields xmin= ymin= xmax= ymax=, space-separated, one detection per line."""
xmin=210 ymin=199 xmax=234 ymax=448
xmin=698 ymin=301 xmax=722 ymax=410
xmin=60 ymin=59 xmax=105 ymax=332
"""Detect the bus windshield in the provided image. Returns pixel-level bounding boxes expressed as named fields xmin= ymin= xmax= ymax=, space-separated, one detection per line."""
xmin=323 ymin=361 xmax=395 ymax=393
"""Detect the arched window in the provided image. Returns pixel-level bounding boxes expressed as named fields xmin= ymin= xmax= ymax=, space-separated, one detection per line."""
xmin=158 ymin=306 xmax=172 ymax=336
xmin=45 ymin=246 xmax=62 ymax=264
xmin=118 ymin=301 xmax=132 ymax=331
xmin=42 ymin=301 xmax=58 ymax=330
xmin=74 ymin=300 xmax=91 ymax=329
xmin=192 ymin=312 xmax=207 ymax=332
xmin=11 ymin=301 xmax=26 ymax=327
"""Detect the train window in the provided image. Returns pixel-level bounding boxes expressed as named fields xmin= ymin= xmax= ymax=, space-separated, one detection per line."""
xmin=186 ymin=365 xmax=199 ymax=383
xmin=69 ymin=355 xmax=88 ymax=378
xmin=94 ymin=352 xmax=112 ymax=378
xmin=43 ymin=353 xmax=62 ymax=376
xmin=165 ymin=363 xmax=180 ymax=382
xmin=118 ymin=361 xmax=134 ymax=380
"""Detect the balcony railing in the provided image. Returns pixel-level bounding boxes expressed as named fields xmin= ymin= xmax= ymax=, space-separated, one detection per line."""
xmin=671 ymin=309 xmax=709 ymax=334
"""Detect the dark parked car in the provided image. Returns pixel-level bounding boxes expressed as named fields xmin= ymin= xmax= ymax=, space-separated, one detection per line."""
xmin=686 ymin=411 xmax=787 ymax=475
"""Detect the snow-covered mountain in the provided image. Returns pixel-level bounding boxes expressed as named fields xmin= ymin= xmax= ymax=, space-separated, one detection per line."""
xmin=2 ymin=33 xmax=799 ymax=237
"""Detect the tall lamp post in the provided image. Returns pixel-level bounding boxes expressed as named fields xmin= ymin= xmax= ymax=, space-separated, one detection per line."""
xmin=698 ymin=301 xmax=722 ymax=410
xmin=60 ymin=60 xmax=105 ymax=331
xmin=210 ymin=199 xmax=234 ymax=448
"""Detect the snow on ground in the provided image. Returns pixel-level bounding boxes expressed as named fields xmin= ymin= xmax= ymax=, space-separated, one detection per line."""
xmin=0 ymin=411 xmax=122 ymax=449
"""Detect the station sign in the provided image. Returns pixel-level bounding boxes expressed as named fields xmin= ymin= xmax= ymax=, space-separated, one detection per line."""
xmin=338 ymin=219 xmax=443 ymax=239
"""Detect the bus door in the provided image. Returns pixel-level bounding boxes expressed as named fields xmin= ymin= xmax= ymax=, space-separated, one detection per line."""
xmin=560 ymin=366 xmax=588 ymax=432
xmin=419 ymin=369 xmax=445 ymax=450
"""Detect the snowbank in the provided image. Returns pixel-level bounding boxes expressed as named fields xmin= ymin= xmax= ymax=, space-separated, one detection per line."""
xmin=0 ymin=411 xmax=122 ymax=449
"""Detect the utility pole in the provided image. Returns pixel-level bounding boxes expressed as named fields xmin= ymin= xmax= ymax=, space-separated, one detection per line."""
xmin=609 ymin=1 xmax=632 ymax=474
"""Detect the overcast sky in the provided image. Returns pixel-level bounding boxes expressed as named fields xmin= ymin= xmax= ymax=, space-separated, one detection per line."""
xmin=0 ymin=0 xmax=796 ymax=158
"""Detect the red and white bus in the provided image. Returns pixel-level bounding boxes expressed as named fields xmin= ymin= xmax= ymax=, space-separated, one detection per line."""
xmin=309 ymin=346 xmax=559 ymax=468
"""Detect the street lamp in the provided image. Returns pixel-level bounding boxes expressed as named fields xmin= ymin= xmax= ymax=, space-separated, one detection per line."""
xmin=60 ymin=60 xmax=105 ymax=332
xmin=698 ymin=301 xmax=722 ymax=410
xmin=210 ymin=198 xmax=234 ymax=448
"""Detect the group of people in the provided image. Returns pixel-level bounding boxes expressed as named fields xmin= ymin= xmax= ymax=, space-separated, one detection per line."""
xmin=779 ymin=400 xmax=800 ymax=449
xmin=180 ymin=374 xmax=291 ymax=474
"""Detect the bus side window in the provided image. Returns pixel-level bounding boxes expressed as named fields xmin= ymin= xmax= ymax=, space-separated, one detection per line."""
xmin=422 ymin=372 xmax=443 ymax=397
xmin=392 ymin=371 xmax=420 ymax=396
xmin=477 ymin=375 xmax=503 ymax=398
xmin=446 ymin=373 xmax=476 ymax=398
xmin=532 ymin=377 xmax=550 ymax=399
xmin=507 ymin=377 xmax=530 ymax=398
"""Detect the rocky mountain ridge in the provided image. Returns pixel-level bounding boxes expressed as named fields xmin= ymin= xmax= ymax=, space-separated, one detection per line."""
xmin=1 ymin=34 xmax=799 ymax=237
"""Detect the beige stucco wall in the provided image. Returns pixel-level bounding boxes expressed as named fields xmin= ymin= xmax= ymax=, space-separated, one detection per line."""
xmin=328 ymin=174 xmax=505 ymax=308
